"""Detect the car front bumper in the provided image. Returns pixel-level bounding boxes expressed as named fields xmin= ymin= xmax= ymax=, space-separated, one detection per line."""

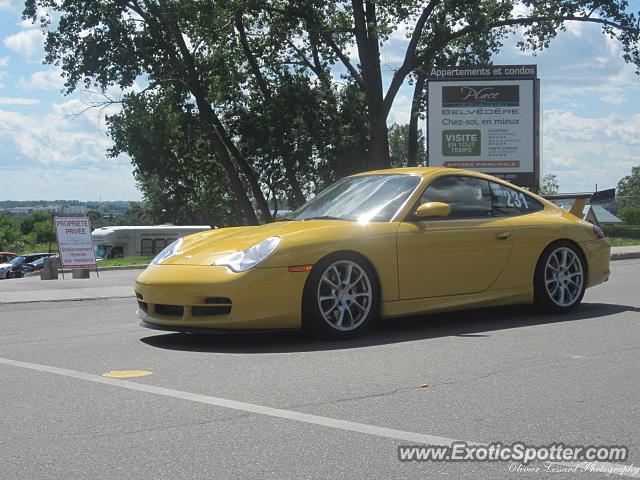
xmin=134 ymin=264 xmax=309 ymax=330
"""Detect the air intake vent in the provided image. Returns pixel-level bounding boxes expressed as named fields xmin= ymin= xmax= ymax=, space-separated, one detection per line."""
xmin=155 ymin=304 xmax=184 ymax=316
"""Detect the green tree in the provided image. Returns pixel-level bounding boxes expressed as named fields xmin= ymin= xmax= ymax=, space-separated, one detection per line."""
xmin=26 ymin=0 xmax=640 ymax=222
xmin=20 ymin=210 xmax=51 ymax=235
xmin=0 ymin=213 xmax=20 ymax=251
xmin=267 ymin=1 xmax=640 ymax=167
xmin=618 ymin=205 xmax=640 ymax=224
xmin=26 ymin=0 xmax=273 ymax=224
xmin=617 ymin=165 xmax=640 ymax=210
xmin=540 ymin=173 xmax=560 ymax=195
xmin=32 ymin=218 xmax=56 ymax=251
xmin=388 ymin=123 xmax=426 ymax=167
xmin=108 ymin=90 xmax=242 ymax=227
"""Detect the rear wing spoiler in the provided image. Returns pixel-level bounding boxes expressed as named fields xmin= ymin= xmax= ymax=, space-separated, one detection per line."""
xmin=541 ymin=193 xmax=592 ymax=218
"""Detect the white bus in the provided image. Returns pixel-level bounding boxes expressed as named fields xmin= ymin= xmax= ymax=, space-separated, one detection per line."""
xmin=91 ymin=225 xmax=211 ymax=259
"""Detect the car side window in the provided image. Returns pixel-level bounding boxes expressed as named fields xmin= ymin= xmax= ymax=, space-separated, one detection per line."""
xmin=414 ymin=175 xmax=493 ymax=220
xmin=490 ymin=182 xmax=543 ymax=216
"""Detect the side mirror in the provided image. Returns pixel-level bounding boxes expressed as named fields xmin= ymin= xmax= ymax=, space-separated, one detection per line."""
xmin=415 ymin=202 xmax=451 ymax=219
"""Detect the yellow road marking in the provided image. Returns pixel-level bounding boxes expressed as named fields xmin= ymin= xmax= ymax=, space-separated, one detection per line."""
xmin=102 ymin=370 xmax=153 ymax=378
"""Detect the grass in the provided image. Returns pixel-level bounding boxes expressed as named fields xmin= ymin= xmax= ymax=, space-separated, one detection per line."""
xmin=97 ymin=256 xmax=153 ymax=267
xmin=606 ymin=237 xmax=640 ymax=247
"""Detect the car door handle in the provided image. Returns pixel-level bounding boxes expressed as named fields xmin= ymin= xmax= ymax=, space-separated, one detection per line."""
xmin=495 ymin=231 xmax=511 ymax=241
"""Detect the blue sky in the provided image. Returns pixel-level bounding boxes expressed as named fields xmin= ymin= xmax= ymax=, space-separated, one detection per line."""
xmin=1 ymin=1 xmax=640 ymax=201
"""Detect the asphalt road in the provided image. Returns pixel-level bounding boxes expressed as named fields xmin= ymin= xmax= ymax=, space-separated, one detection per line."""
xmin=1 ymin=260 xmax=639 ymax=479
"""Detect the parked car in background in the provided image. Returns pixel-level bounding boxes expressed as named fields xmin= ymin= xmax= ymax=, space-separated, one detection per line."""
xmin=0 ymin=253 xmax=55 ymax=279
xmin=0 ymin=252 xmax=17 ymax=264
xmin=21 ymin=255 xmax=59 ymax=274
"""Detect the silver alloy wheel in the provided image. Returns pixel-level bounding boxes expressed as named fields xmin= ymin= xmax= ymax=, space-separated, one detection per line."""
xmin=317 ymin=260 xmax=372 ymax=331
xmin=544 ymin=247 xmax=584 ymax=307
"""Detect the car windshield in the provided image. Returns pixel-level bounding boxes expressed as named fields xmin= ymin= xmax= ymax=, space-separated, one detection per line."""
xmin=286 ymin=174 xmax=421 ymax=222
xmin=9 ymin=256 xmax=27 ymax=266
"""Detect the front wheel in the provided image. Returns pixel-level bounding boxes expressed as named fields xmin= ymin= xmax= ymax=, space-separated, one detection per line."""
xmin=534 ymin=242 xmax=586 ymax=313
xmin=302 ymin=254 xmax=379 ymax=340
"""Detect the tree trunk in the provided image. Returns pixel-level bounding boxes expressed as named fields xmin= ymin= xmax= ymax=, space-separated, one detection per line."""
xmin=209 ymin=113 xmax=273 ymax=222
xmin=352 ymin=0 xmax=390 ymax=169
xmin=235 ymin=13 xmax=306 ymax=208
xmin=169 ymin=20 xmax=267 ymax=225
xmin=408 ymin=74 xmax=426 ymax=167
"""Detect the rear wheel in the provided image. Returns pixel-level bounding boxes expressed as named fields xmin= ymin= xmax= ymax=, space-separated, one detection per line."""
xmin=303 ymin=254 xmax=379 ymax=339
xmin=534 ymin=242 xmax=586 ymax=313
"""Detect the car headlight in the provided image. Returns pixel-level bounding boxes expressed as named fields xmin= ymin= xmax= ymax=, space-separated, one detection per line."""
xmin=214 ymin=236 xmax=281 ymax=272
xmin=151 ymin=238 xmax=183 ymax=265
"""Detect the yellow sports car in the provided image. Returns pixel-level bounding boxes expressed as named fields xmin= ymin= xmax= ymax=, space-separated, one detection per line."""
xmin=135 ymin=167 xmax=610 ymax=339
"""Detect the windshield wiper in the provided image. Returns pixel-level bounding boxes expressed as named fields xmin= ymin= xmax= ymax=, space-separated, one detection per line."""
xmin=302 ymin=216 xmax=349 ymax=221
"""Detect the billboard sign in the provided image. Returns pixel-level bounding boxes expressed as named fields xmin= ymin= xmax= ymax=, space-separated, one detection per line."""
xmin=427 ymin=65 xmax=539 ymax=188
xmin=54 ymin=216 xmax=97 ymax=269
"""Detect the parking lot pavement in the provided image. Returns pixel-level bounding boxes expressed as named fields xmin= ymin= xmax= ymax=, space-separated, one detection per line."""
xmin=0 ymin=269 xmax=139 ymax=304
xmin=0 ymin=259 xmax=639 ymax=479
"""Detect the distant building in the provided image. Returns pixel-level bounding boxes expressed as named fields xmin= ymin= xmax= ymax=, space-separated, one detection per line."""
xmin=582 ymin=205 xmax=623 ymax=226
xmin=0 ymin=204 xmax=86 ymax=216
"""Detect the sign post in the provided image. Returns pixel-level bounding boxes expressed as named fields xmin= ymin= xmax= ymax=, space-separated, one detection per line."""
xmin=54 ymin=216 xmax=98 ymax=278
xmin=426 ymin=64 xmax=540 ymax=190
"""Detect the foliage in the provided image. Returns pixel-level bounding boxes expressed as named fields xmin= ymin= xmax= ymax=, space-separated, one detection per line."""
xmin=540 ymin=173 xmax=560 ymax=195
xmin=0 ymin=206 xmax=154 ymax=253
xmin=617 ymin=165 xmax=640 ymax=209
xmin=108 ymin=90 xmax=241 ymax=226
xmin=388 ymin=124 xmax=426 ymax=167
xmin=618 ymin=205 xmax=640 ymax=225
xmin=24 ymin=0 xmax=640 ymax=224
xmin=0 ymin=212 xmax=21 ymax=251
xmin=606 ymin=237 xmax=640 ymax=247
xmin=602 ymin=224 xmax=640 ymax=238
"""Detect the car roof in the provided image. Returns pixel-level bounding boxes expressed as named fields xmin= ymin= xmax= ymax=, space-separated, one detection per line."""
xmin=351 ymin=167 xmax=451 ymax=177
xmin=350 ymin=166 xmax=511 ymax=179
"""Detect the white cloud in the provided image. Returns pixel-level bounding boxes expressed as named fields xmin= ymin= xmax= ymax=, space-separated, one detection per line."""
xmin=0 ymin=0 xmax=21 ymax=12
xmin=3 ymin=29 xmax=45 ymax=60
xmin=542 ymin=110 xmax=640 ymax=191
xmin=0 ymin=97 xmax=40 ymax=105
xmin=387 ymin=94 xmax=411 ymax=125
xmin=496 ymin=21 xmax=640 ymax=108
xmin=600 ymin=93 xmax=626 ymax=106
xmin=0 ymin=108 xmax=115 ymax=167
xmin=0 ymin=56 xmax=9 ymax=67
xmin=20 ymin=67 xmax=66 ymax=90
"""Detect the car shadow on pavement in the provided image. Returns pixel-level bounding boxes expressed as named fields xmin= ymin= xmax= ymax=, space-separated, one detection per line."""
xmin=139 ymin=302 xmax=640 ymax=354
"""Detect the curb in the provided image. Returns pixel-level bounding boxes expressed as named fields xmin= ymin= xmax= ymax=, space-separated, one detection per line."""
xmin=610 ymin=252 xmax=640 ymax=261
xmin=0 ymin=295 xmax=134 ymax=305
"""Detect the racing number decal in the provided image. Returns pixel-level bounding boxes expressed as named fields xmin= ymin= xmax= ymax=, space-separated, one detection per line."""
xmin=503 ymin=190 xmax=529 ymax=209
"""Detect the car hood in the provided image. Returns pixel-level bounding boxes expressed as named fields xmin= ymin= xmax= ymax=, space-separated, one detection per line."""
xmin=159 ymin=220 xmax=371 ymax=267
xmin=0 ymin=263 xmax=12 ymax=269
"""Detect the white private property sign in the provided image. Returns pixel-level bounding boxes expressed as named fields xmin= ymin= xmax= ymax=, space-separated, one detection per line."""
xmin=54 ymin=216 xmax=97 ymax=269
xmin=427 ymin=65 xmax=540 ymax=189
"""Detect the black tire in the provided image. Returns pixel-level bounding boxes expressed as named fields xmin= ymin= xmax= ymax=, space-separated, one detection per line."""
xmin=534 ymin=241 xmax=587 ymax=313
xmin=302 ymin=252 xmax=379 ymax=340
